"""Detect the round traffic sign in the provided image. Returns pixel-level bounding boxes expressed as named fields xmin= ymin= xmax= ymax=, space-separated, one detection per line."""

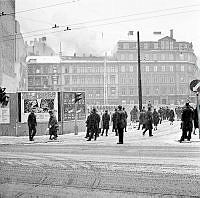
xmin=190 ymin=79 xmax=200 ymax=92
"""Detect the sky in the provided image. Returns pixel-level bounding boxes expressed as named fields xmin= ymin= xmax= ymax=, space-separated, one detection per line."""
xmin=16 ymin=0 xmax=200 ymax=58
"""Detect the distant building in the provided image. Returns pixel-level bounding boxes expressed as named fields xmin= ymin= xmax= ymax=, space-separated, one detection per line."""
xmin=0 ymin=0 xmax=27 ymax=92
xmin=27 ymin=30 xmax=199 ymax=106
xmin=25 ymin=37 xmax=55 ymax=56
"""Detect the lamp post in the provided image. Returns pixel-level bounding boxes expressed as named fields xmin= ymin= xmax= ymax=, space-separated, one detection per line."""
xmin=137 ymin=31 xmax=142 ymax=112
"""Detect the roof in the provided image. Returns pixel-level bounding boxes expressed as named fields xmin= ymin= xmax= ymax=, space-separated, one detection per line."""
xmin=26 ymin=56 xmax=61 ymax=63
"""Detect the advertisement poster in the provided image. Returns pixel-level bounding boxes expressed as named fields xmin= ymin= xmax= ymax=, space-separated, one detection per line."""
xmin=0 ymin=106 xmax=10 ymax=124
xmin=63 ymin=92 xmax=86 ymax=121
xmin=21 ymin=92 xmax=58 ymax=123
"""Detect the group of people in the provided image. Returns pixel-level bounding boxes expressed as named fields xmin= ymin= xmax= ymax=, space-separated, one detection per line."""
xmin=27 ymin=109 xmax=58 ymax=141
xmin=85 ymin=105 xmax=127 ymax=144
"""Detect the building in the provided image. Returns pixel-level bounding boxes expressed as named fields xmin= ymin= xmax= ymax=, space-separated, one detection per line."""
xmin=25 ymin=37 xmax=55 ymax=56
xmin=0 ymin=0 xmax=27 ymax=92
xmin=114 ymin=30 xmax=198 ymax=105
xmin=27 ymin=30 xmax=199 ymax=106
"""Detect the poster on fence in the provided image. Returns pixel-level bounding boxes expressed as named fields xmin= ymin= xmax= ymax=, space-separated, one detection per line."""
xmin=0 ymin=106 xmax=10 ymax=124
xmin=21 ymin=91 xmax=58 ymax=123
xmin=63 ymin=92 xmax=86 ymax=121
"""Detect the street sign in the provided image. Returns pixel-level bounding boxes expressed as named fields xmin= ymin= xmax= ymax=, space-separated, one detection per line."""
xmin=190 ymin=79 xmax=200 ymax=92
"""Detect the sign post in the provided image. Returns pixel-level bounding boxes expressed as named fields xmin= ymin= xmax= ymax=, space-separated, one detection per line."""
xmin=190 ymin=79 xmax=200 ymax=139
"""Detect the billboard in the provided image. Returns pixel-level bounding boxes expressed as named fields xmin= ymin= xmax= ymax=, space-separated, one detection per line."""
xmin=63 ymin=92 xmax=86 ymax=121
xmin=0 ymin=94 xmax=10 ymax=124
xmin=20 ymin=91 xmax=58 ymax=123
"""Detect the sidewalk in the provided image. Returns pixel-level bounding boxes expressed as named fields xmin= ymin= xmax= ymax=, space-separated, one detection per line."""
xmin=0 ymin=121 xmax=200 ymax=147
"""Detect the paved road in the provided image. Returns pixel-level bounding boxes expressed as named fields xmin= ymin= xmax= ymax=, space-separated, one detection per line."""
xmin=0 ymin=121 xmax=200 ymax=197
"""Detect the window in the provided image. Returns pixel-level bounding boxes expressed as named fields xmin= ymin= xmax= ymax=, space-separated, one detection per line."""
xmin=153 ymin=43 xmax=158 ymax=49
xmin=110 ymin=75 xmax=115 ymax=84
xmin=169 ymin=77 xmax=174 ymax=83
xmin=28 ymin=66 xmax=34 ymax=74
xmin=28 ymin=77 xmax=34 ymax=85
xmin=145 ymin=66 xmax=150 ymax=72
xmin=124 ymin=43 xmax=129 ymax=49
xmin=111 ymin=66 xmax=115 ymax=72
xmin=65 ymin=67 xmax=69 ymax=74
xmin=181 ymin=65 xmax=184 ymax=71
xmin=154 ymin=66 xmax=157 ymax=72
xmin=110 ymin=87 xmax=116 ymax=95
xmin=64 ymin=76 xmax=70 ymax=85
xmin=144 ymin=43 xmax=148 ymax=49
xmin=162 ymin=65 xmax=165 ymax=72
xmin=153 ymin=54 xmax=157 ymax=60
xmin=130 ymin=65 xmax=134 ymax=72
xmin=170 ymin=65 xmax=173 ymax=72
xmin=129 ymin=43 xmax=135 ymax=49
xmin=36 ymin=67 xmax=40 ymax=73
xmin=121 ymin=54 xmax=125 ymax=60
xmin=161 ymin=54 xmax=165 ymax=60
xmin=121 ymin=65 xmax=125 ymax=72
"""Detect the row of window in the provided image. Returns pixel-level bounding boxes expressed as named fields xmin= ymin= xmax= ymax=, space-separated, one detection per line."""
xmin=120 ymin=86 xmax=188 ymax=95
xmin=118 ymin=52 xmax=195 ymax=62
xmin=118 ymin=41 xmax=191 ymax=51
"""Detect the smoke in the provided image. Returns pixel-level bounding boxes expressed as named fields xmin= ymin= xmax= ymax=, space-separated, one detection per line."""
xmin=57 ymin=29 xmax=105 ymax=56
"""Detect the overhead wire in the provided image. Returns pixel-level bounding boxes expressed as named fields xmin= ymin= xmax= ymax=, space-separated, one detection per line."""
xmin=0 ymin=5 xmax=200 ymax=43
xmin=0 ymin=0 xmax=80 ymax=16
xmin=1 ymin=3 xmax=200 ymax=40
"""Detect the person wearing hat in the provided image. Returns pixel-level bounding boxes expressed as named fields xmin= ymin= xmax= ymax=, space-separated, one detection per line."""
xmin=87 ymin=107 xmax=100 ymax=141
xmin=48 ymin=110 xmax=59 ymax=140
xmin=116 ymin=105 xmax=126 ymax=144
xmin=27 ymin=109 xmax=37 ymax=141
xmin=179 ymin=102 xmax=194 ymax=143
xmin=101 ymin=110 xmax=110 ymax=136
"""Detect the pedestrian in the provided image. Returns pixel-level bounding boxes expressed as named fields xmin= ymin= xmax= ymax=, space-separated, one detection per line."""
xmin=87 ymin=108 xmax=100 ymax=141
xmin=169 ymin=108 xmax=175 ymax=125
xmin=112 ymin=108 xmax=118 ymax=136
xmin=101 ymin=110 xmax=110 ymax=136
xmin=142 ymin=107 xmax=153 ymax=137
xmin=137 ymin=109 xmax=146 ymax=130
xmin=116 ymin=105 xmax=126 ymax=144
xmin=48 ymin=110 xmax=59 ymax=140
xmin=27 ymin=109 xmax=37 ymax=141
xmin=193 ymin=107 xmax=199 ymax=135
xmin=123 ymin=107 xmax=128 ymax=132
xmin=130 ymin=106 xmax=138 ymax=128
xmin=158 ymin=107 xmax=163 ymax=124
xmin=85 ymin=111 xmax=91 ymax=138
xmin=179 ymin=103 xmax=194 ymax=143
xmin=152 ymin=108 xmax=159 ymax=130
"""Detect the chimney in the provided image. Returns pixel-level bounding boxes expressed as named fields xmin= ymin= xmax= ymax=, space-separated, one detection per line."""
xmin=170 ymin=29 xmax=173 ymax=38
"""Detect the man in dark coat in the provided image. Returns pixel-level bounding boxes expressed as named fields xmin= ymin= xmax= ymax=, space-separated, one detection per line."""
xmin=169 ymin=109 xmax=175 ymax=125
xmin=143 ymin=107 xmax=153 ymax=137
xmin=158 ymin=107 xmax=163 ymax=124
xmin=152 ymin=108 xmax=159 ymax=130
xmin=123 ymin=107 xmax=128 ymax=132
xmin=116 ymin=105 xmax=126 ymax=144
xmin=101 ymin=110 xmax=110 ymax=136
xmin=48 ymin=110 xmax=59 ymax=140
xmin=27 ymin=109 xmax=37 ymax=141
xmin=87 ymin=108 xmax=100 ymax=141
xmin=112 ymin=108 xmax=118 ymax=136
xmin=137 ymin=109 xmax=146 ymax=130
xmin=179 ymin=103 xmax=194 ymax=142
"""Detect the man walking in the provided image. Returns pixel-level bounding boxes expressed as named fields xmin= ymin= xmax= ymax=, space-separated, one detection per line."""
xmin=142 ymin=107 xmax=153 ymax=137
xmin=27 ymin=109 xmax=37 ymax=141
xmin=116 ymin=105 xmax=126 ymax=144
xmin=179 ymin=102 xmax=194 ymax=142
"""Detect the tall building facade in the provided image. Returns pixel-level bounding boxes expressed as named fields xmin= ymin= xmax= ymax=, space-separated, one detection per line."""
xmin=0 ymin=0 xmax=28 ymax=92
xmin=27 ymin=31 xmax=199 ymax=106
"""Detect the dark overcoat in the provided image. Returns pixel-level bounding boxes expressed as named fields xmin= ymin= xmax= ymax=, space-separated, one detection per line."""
xmin=144 ymin=110 xmax=153 ymax=130
xmin=181 ymin=107 xmax=194 ymax=132
xmin=48 ymin=115 xmax=58 ymax=135
xmin=152 ymin=110 xmax=159 ymax=125
xmin=102 ymin=113 xmax=110 ymax=129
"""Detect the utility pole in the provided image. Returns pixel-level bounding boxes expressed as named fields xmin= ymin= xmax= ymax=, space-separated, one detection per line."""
xmin=197 ymin=93 xmax=200 ymax=139
xmin=137 ymin=31 xmax=142 ymax=111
